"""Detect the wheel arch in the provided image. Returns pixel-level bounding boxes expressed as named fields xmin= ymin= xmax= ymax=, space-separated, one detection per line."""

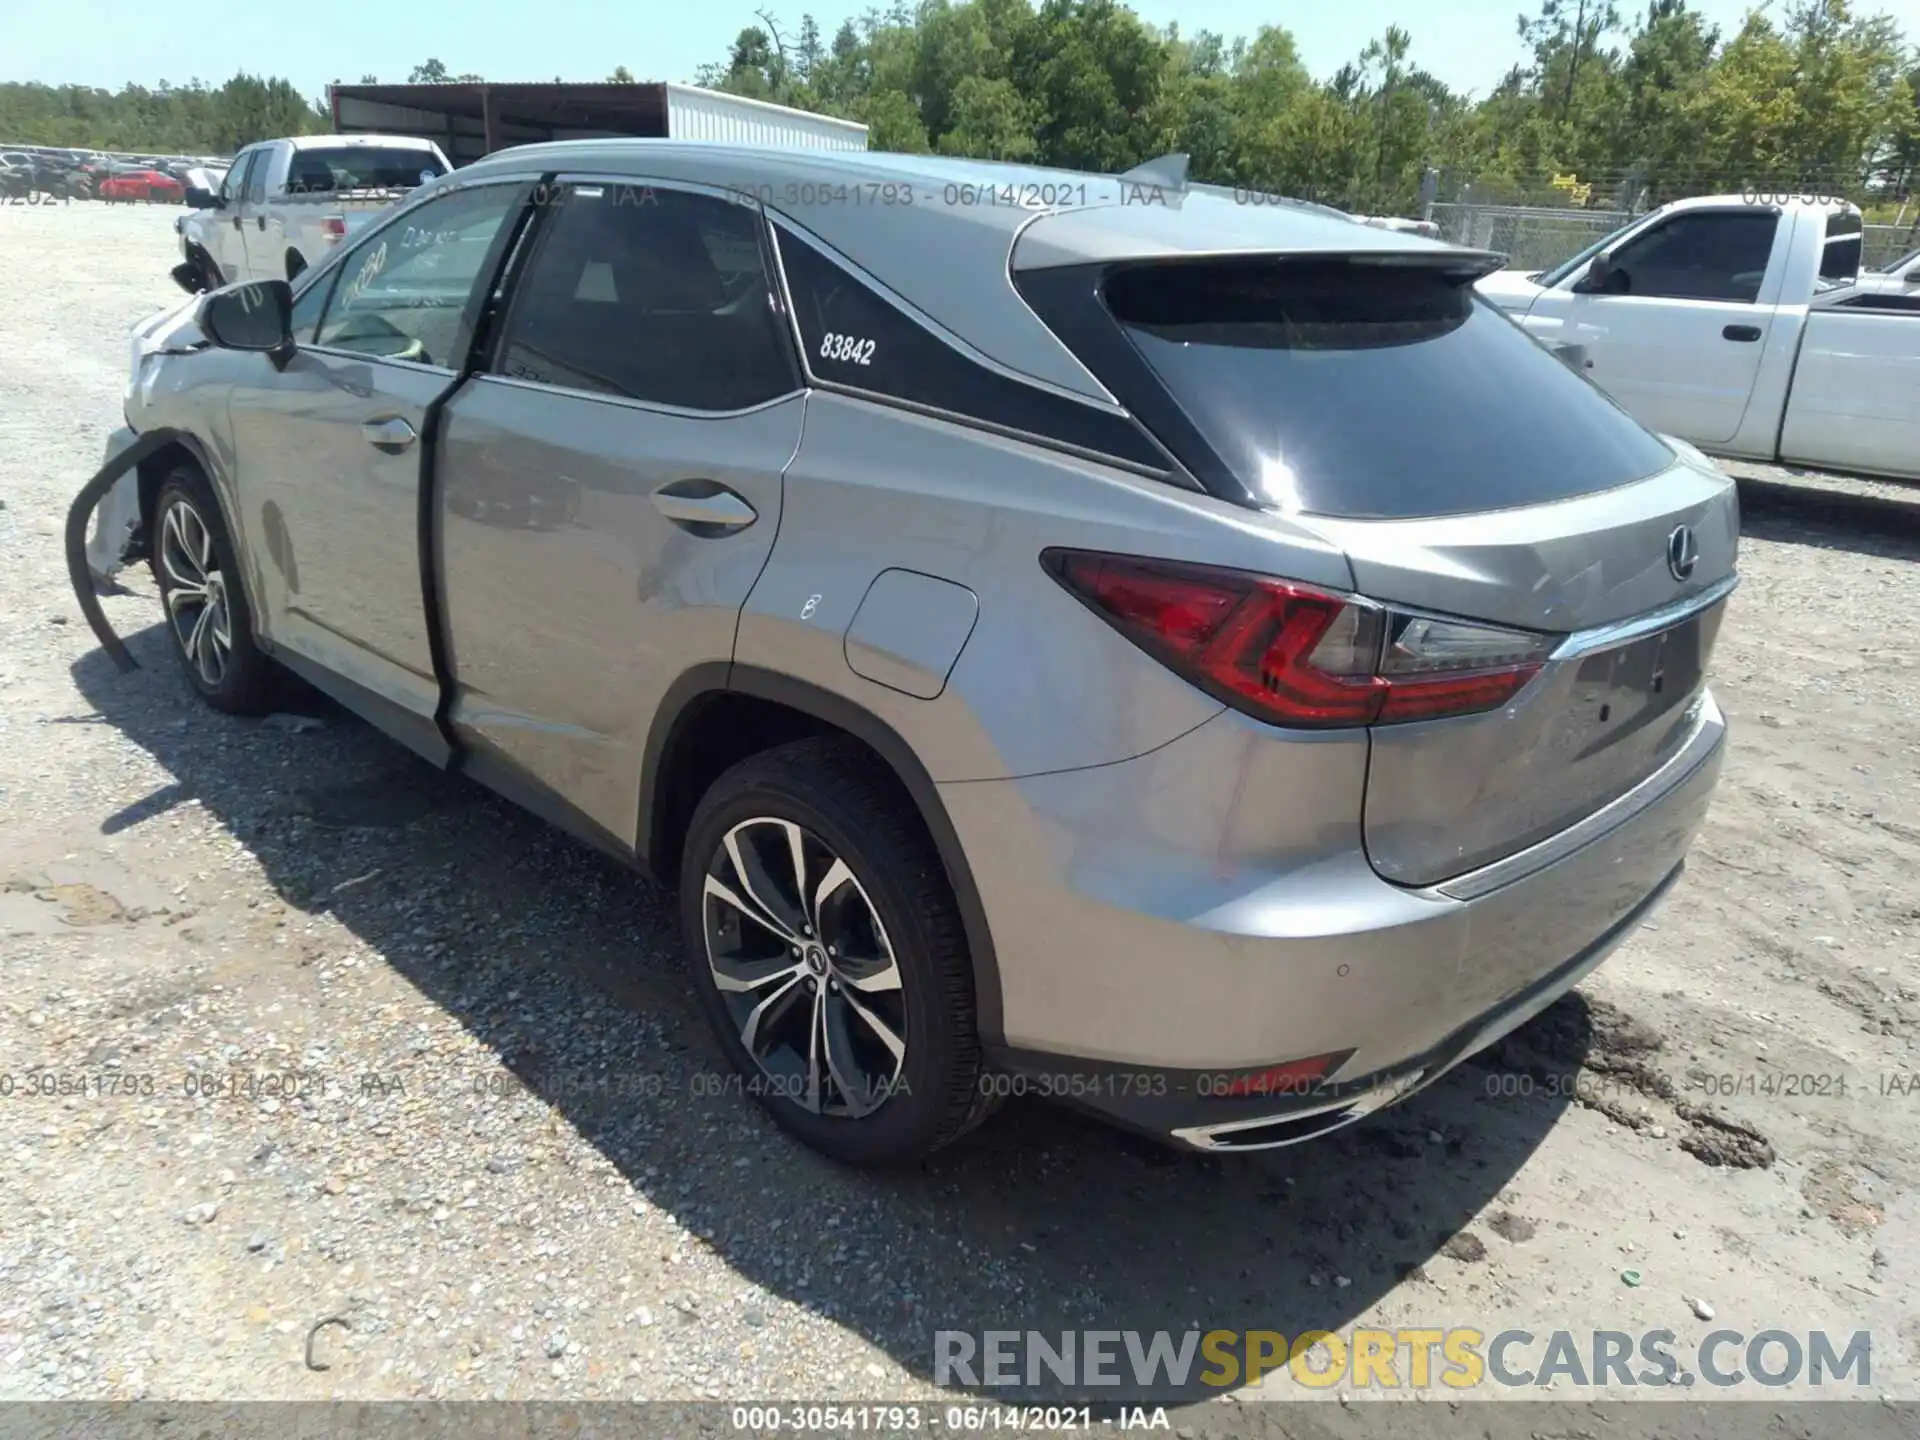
xmin=133 ymin=428 xmax=264 ymax=639
xmin=641 ymin=663 xmax=1006 ymax=1048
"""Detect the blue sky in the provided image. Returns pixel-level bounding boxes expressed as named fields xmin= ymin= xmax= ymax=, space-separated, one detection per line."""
xmin=9 ymin=0 xmax=1918 ymax=104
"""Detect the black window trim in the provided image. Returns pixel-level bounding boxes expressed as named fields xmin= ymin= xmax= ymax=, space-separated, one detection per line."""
xmin=1832 ymin=290 xmax=1920 ymax=314
xmin=1583 ymin=205 xmax=1783 ymax=305
xmin=1014 ymin=260 xmax=1254 ymax=505
xmin=299 ymin=174 xmax=543 ymax=377
xmin=478 ymin=171 xmax=806 ymax=419
xmin=765 ymin=217 xmax=1184 ymax=483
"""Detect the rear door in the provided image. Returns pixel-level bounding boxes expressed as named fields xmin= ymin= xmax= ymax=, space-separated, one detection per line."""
xmin=224 ymin=179 xmax=532 ymax=759
xmin=436 ymin=177 xmax=804 ymax=843
xmin=1031 ymin=252 xmax=1738 ymax=889
xmin=1522 ymin=206 xmax=1785 ymax=444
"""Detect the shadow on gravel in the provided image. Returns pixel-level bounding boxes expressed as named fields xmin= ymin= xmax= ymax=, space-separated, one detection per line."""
xmin=73 ymin=619 xmax=1589 ymax=1407
xmin=1733 ymin=475 xmax=1920 ymax=559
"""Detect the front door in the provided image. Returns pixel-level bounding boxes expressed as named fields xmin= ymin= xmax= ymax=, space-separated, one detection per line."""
xmin=210 ymin=149 xmax=257 ymax=284
xmin=1522 ymin=207 xmax=1784 ymax=445
xmin=224 ymin=180 xmax=530 ymax=759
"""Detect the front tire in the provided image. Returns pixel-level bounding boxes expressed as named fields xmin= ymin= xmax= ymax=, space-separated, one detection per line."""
xmin=679 ymin=737 xmax=990 ymax=1164
xmin=150 ymin=467 xmax=285 ymax=714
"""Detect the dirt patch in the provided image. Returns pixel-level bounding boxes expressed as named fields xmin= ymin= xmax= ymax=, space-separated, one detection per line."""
xmin=1488 ymin=1211 xmax=1537 ymax=1244
xmin=1674 ymin=1102 xmax=1777 ymax=1170
xmin=1802 ymin=1159 xmax=1886 ymax=1237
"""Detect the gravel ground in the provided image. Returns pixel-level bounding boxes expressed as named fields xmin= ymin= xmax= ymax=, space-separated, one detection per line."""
xmin=1 ymin=202 xmax=1917 ymax=1416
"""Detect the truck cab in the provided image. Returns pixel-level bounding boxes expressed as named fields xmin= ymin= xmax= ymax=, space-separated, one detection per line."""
xmin=181 ymin=134 xmax=450 ymax=288
xmin=1478 ymin=195 xmax=1861 ymax=448
xmin=1474 ymin=195 xmax=1919 ymax=479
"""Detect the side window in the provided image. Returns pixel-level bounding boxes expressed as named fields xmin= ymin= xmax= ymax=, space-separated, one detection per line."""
xmin=288 ymin=265 xmax=334 ymax=343
xmin=776 ymin=225 xmax=1166 ymax=469
xmin=1608 ymin=211 xmax=1779 ymax=303
xmin=1821 ymin=211 xmax=1863 ymax=286
xmin=492 ymin=184 xmax=794 ymax=412
xmin=314 ymin=184 xmax=523 ymax=368
xmin=244 ymin=149 xmax=271 ymax=205
xmin=219 ymin=150 xmax=253 ymax=206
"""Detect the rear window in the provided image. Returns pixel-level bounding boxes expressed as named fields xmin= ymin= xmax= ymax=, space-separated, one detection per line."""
xmin=1101 ymin=258 xmax=1675 ymax=519
xmin=286 ymin=147 xmax=446 ymax=194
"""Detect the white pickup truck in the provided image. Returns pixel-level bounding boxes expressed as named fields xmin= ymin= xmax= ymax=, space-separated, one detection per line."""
xmin=175 ymin=133 xmax=450 ymax=292
xmin=1478 ymin=194 xmax=1920 ymax=481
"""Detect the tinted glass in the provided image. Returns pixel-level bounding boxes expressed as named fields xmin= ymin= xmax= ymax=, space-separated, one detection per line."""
xmin=315 ymin=184 xmax=521 ymax=367
xmin=494 ymin=184 xmax=794 ymax=412
xmin=285 ymin=147 xmax=447 ymax=193
xmin=777 ymin=226 xmax=1166 ymax=469
xmin=1607 ymin=211 xmax=1778 ymax=302
xmin=1104 ymin=258 xmax=1675 ymax=520
xmin=288 ymin=264 xmax=334 ymax=342
xmin=1820 ymin=211 xmax=1863 ymax=287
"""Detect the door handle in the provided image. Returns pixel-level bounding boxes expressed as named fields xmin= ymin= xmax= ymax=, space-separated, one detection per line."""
xmin=361 ymin=417 xmax=418 ymax=452
xmin=231 ymin=215 xmax=242 ymax=229
xmin=1722 ymin=324 xmax=1762 ymax=342
xmin=256 ymin=216 xmax=266 ymax=231
xmin=651 ymin=482 xmax=757 ymax=532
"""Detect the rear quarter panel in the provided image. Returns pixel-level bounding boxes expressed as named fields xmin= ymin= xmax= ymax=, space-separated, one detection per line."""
xmin=733 ymin=393 xmax=1354 ymax=781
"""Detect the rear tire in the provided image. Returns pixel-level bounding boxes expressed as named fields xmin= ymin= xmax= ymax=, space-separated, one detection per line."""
xmin=149 ymin=466 xmax=286 ymax=715
xmin=678 ymin=737 xmax=992 ymax=1165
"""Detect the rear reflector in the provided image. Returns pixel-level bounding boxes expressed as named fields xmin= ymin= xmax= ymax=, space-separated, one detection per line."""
xmin=320 ymin=216 xmax=348 ymax=241
xmin=1043 ymin=549 xmax=1552 ymax=729
xmin=1209 ymin=1050 xmax=1353 ymax=1098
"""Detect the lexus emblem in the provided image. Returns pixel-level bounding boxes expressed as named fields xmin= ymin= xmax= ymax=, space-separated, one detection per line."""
xmin=1667 ymin=524 xmax=1699 ymax=582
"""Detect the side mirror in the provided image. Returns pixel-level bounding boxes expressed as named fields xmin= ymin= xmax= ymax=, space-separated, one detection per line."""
xmin=1904 ymin=269 xmax=1920 ymax=286
xmin=1575 ymin=249 xmax=1616 ymax=293
xmin=200 ymin=280 xmax=295 ymax=369
xmin=185 ymin=188 xmax=215 ymax=210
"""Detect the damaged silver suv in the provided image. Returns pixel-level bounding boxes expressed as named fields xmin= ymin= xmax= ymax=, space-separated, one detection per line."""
xmin=78 ymin=142 xmax=1734 ymax=1163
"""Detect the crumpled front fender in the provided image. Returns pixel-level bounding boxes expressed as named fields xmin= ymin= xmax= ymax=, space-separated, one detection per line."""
xmin=66 ymin=426 xmax=197 ymax=674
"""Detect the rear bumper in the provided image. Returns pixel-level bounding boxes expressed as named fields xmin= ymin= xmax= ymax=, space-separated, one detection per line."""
xmin=952 ymin=689 xmax=1727 ymax=1148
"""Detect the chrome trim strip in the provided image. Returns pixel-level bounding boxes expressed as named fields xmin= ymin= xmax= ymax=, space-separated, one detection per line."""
xmin=1550 ymin=572 xmax=1738 ymax=660
xmin=1431 ymin=690 xmax=1724 ymax=902
xmin=469 ymin=371 xmax=803 ymax=422
xmin=1169 ymin=1068 xmax=1427 ymax=1151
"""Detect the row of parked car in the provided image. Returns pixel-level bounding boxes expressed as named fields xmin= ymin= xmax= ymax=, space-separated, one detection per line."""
xmin=0 ymin=144 xmax=228 ymax=203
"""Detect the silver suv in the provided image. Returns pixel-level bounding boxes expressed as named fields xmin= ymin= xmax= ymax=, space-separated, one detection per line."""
xmin=103 ymin=142 xmax=1734 ymax=1164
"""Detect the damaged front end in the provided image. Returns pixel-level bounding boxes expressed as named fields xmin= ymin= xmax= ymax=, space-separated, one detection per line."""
xmin=66 ymin=296 xmax=211 ymax=672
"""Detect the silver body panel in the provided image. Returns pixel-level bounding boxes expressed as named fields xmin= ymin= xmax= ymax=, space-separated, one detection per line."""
xmin=116 ymin=140 xmax=1735 ymax=1149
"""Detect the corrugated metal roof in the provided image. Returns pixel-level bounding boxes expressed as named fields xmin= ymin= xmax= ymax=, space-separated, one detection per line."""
xmin=327 ymin=82 xmax=866 ymax=163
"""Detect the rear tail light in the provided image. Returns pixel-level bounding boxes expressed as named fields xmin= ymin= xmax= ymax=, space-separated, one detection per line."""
xmin=320 ymin=216 xmax=348 ymax=242
xmin=1042 ymin=549 xmax=1554 ymax=728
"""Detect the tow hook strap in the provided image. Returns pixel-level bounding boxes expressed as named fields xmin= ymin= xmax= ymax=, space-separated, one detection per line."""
xmin=64 ymin=428 xmax=181 ymax=674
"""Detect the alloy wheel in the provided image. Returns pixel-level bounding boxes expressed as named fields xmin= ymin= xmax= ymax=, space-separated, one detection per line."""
xmin=702 ymin=817 xmax=908 ymax=1118
xmin=158 ymin=497 xmax=232 ymax=688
